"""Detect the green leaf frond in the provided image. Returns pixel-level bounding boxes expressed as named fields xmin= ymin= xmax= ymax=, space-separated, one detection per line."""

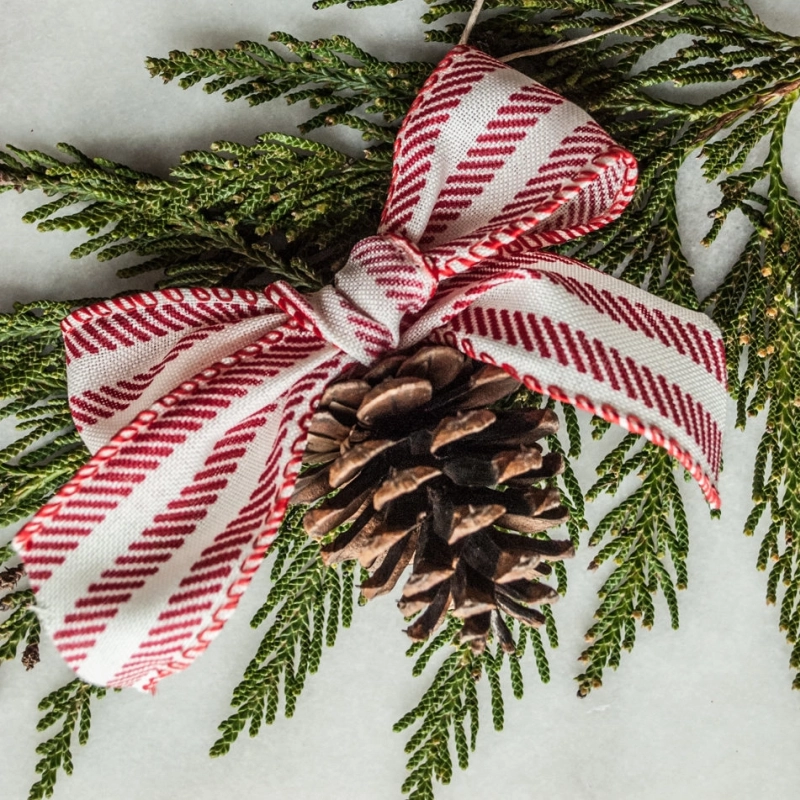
xmin=396 ymin=609 xmax=554 ymax=798
xmin=546 ymin=429 xmax=588 ymax=553
xmin=707 ymin=101 xmax=800 ymax=688
xmin=27 ymin=680 xmax=110 ymax=800
xmin=1 ymin=522 xmax=39 ymax=673
xmin=0 ymin=573 xmax=40 ymax=669
xmin=0 ymin=135 xmax=394 ymax=291
xmin=0 ymin=543 xmax=39 ymax=670
xmin=314 ymin=0 xmax=406 ymax=9
xmin=210 ymin=505 xmax=360 ymax=757
xmin=394 ymin=643 xmax=479 ymax=800
xmin=0 ymin=301 xmax=89 ymax=527
xmin=387 ymin=376 xmax=569 ymax=797
xmin=576 ymin=440 xmax=690 ymax=697
xmin=146 ymin=34 xmax=430 ymax=134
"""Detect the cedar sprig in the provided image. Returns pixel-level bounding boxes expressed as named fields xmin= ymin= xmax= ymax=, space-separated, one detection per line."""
xmin=0 ymin=300 xmax=83 ymax=661
xmin=394 ymin=643 xmax=481 ymax=800
xmin=27 ymin=680 xmax=108 ymax=800
xmin=0 ymin=587 xmax=40 ymax=668
xmin=0 ymin=542 xmax=41 ymax=669
xmin=0 ymin=543 xmax=19 ymax=581
xmin=0 ymin=135 xmax=393 ymax=291
xmin=0 ymin=302 xmax=89 ymax=527
xmin=707 ymin=99 xmax=800 ymax=688
xmin=3 ymin=34 xmax=422 ymax=289
xmin=575 ymin=437 xmax=690 ymax=697
xmin=210 ymin=506 xmax=360 ymax=756
xmin=146 ymin=34 xmax=429 ymax=136
xmin=396 ymin=614 xmax=552 ymax=799
xmin=313 ymin=0 xmax=405 ymax=9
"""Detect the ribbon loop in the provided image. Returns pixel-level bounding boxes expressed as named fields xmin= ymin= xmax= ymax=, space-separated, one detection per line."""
xmin=381 ymin=46 xmax=637 ymax=279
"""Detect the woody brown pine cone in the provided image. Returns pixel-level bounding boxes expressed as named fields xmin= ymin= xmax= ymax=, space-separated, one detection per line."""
xmin=292 ymin=346 xmax=573 ymax=653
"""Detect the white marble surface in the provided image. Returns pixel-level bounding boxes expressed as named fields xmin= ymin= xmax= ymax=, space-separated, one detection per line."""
xmin=1 ymin=2 xmax=799 ymax=798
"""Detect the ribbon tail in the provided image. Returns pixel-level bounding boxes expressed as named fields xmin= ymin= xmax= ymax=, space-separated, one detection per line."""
xmin=15 ymin=319 xmax=354 ymax=691
xmin=425 ymin=253 xmax=726 ymax=508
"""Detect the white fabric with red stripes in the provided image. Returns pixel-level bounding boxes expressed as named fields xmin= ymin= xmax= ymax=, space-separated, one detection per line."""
xmin=15 ymin=46 xmax=726 ymax=691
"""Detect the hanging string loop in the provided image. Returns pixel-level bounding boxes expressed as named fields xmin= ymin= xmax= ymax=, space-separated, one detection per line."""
xmin=457 ymin=0 xmax=686 ymax=60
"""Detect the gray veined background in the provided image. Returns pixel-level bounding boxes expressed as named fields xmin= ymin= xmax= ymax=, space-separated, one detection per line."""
xmin=1 ymin=2 xmax=799 ymax=798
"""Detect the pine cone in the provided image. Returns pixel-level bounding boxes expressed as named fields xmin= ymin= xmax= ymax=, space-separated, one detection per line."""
xmin=293 ymin=346 xmax=573 ymax=653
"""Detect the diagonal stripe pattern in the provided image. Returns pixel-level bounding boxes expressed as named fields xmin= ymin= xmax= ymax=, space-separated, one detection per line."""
xmin=15 ymin=45 xmax=726 ymax=691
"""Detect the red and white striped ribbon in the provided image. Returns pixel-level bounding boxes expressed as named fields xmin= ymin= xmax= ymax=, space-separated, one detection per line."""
xmin=15 ymin=46 xmax=726 ymax=691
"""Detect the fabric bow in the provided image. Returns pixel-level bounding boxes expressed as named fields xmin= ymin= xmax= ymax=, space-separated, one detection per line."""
xmin=15 ymin=46 xmax=726 ymax=692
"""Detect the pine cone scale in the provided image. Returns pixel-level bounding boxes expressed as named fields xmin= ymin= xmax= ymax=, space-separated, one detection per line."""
xmin=449 ymin=503 xmax=506 ymax=543
xmin=329 ymin=438 xmax=395 ymax=488
xmin=429 ymin=408 xmax=496 ymax=453
xmin=356 ymin=377 xmax=432 ymax=426
xmin=373 ymin=465 xmax=441 ymax=511
xmin=405 ymin=582 xmax=451 ymax=641
xmin=496 ymin=593 xmax=547 ymax=628
xmin=319 ymin=502 xmax=378 ymax=566
xmin=303 ymin=465 xmax=384 ymax=539
xmin=360 ymin=529 xmax=419 ymax=600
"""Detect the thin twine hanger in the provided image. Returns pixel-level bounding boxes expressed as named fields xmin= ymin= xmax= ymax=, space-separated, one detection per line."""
xmin=458 ymin=0 xmax=686 ymax=60
xmin=458 ymin=0 xmax=487 ymax=46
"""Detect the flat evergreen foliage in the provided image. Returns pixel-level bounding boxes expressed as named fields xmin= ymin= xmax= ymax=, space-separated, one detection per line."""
xmin=27 ymin=680 xmax=109 ymax=800
xmin=145 ymin=33 xmax=429 ymax=135
xmin=0 ymin=302 xmax=88 ymax=527
xmin=395 ymin=614 xmax=555 ymax=800
xmin=577 ymin=434 xmax=690 ymax=696
xmin=210 ymin=506 xmax=361 ymax=756
xmin=2 ymin=1 xmax=800 ymax=797
xmin=0 ymin=544 xmax=39 ymax=669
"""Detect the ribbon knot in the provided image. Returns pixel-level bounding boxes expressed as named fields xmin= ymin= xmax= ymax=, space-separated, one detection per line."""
xmin=266 ymin=234 xmax=438 ymax=364
xmin=15 ymin=45 xmax=727 ymax=692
